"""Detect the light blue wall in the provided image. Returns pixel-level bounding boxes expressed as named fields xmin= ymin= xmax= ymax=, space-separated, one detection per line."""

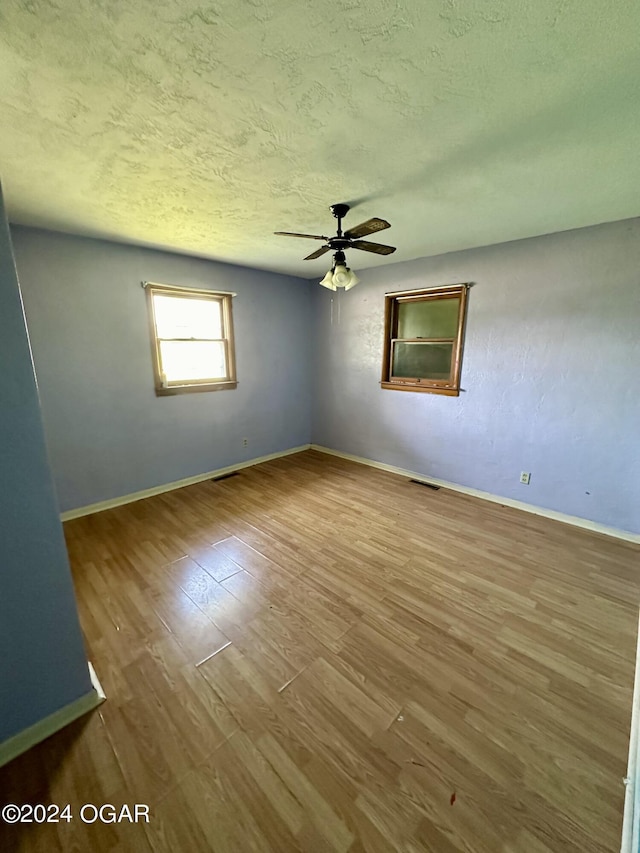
xmin=311 ymin=218 xmax=640 ymax=535
xmin=0 ymin=191 xmax=90 ymax=743
xmin=10 ymin=218 xmax=640 ymax=534
xmin=11 ymin=227 xmax=312 ymax=512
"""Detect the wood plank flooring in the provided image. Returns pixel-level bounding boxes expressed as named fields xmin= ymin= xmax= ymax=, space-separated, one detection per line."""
xmin=1 ymin=449 xmax=638 ymax=852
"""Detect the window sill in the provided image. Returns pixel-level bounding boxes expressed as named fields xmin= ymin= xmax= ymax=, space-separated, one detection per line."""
xmin=155 ymin=381 xmax=237 ymax=396
xmin=380 ymin=381 xmax=459 ymax=396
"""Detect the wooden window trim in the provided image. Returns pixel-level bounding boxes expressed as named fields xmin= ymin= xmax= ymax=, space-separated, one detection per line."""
xmin=144 ymin=282 xmax=237 ymax=396
xmin=381 ymin=284 xmax=469 ymax=396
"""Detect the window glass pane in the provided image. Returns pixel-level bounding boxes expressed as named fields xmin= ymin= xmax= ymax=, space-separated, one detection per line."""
xmin=153 ymin=294 xmax=222 ymax=340
xmin=159 ymin=340 xmax=227 ymax=382
xmin=397 ymin=297 xmax=459 ymax=339
xmin=392 ymin=341 xmax=453 ymax=380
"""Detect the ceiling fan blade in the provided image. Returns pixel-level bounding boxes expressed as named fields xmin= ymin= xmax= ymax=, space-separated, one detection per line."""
xmin=343 ymin=218 xmax=390 ymax=240
xmin=350 ymin=240 xmax=396 ymax=255
xmin=304 ymin=246 xmax=331 ymax=260
xmin=274 ymin=231 xmax=328 ymax=241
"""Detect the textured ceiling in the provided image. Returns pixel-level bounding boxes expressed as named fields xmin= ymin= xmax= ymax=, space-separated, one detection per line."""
xmin=1 ymin=0 xmax=640 ymax=277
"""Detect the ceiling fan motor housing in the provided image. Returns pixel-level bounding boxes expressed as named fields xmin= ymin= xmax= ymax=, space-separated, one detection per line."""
xmin=330 ymin=203 xmax=350 ymax=220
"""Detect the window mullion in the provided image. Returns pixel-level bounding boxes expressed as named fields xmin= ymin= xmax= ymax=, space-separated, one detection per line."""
xmin=158 ymin=337 xmax=225 ymax=343
xmin=391 ymin=337 xmax=456 ymax=344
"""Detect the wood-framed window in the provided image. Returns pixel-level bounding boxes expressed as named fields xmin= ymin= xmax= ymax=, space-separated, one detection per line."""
xmin=381 ymin=284 xmax=469 ymax=396
xmin=144 ymin=281 xmax=237 ymax=396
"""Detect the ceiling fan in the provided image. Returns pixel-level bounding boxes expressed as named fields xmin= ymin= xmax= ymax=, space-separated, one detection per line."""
xmin=274 ymin=203 xmax=396 ymax=290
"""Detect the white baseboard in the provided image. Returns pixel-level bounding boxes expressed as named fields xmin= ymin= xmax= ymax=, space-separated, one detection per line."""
xmin=60 ymin=441 xmax=638 ymax=542
xmin=310 ymin=445 xmax=640 ymax=545
xmin=0 ymin=661 xmax=106 ymax=768
xmin=621 ymin=611 xmax=640 ymax=853
xmin=60 ymin=444 xmax=312 ymax=521
xmin=88 ymin=661 xmax=106 ymax=702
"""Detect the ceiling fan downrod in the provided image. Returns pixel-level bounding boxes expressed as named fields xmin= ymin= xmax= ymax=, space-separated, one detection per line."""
xmin=330 ymin=203 xmax=350 ymax=238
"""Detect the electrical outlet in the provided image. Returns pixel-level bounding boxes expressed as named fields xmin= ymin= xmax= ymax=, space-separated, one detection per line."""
xmin=242 ymin=438 xmax=248 ymax=447
xmin=520 ymin=472 xmax=531 ymax=485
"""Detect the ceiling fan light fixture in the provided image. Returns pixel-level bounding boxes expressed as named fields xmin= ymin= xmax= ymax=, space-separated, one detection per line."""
xmin=331 ymin=263 xmax=359 ymax=290
xmin=319 ymin=269 xmax=337 ymax=290
xmin=319 ymin=257 xmax=359 ymax=291
xmin=344 ymin=270 xmax=359 ymax=290
xmin=332 ymin=264 xmax=351 ymax=287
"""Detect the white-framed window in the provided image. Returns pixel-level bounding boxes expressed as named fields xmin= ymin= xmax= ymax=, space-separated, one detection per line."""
xmin=144 ymin=282 xmax=237 ymax=395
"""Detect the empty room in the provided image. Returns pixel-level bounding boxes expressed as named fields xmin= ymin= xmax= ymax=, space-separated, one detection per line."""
xmin=1 ymin=1 xmax=639 ymax=851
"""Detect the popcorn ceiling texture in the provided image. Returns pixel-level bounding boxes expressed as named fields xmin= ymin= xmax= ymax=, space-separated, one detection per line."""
xmin=1 ymin=0 xmax=639 ymax=276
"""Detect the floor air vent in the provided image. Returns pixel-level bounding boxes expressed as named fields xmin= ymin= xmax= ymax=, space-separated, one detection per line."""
xmin=211 ymin=471 xmax=240 ymax=482
xmin=409 ymin=479 xmax=440 ymax=491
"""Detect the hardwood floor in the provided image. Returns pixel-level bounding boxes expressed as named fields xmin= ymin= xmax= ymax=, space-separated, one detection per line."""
xmin=1 ymin=449 xmax=638 ymax=852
